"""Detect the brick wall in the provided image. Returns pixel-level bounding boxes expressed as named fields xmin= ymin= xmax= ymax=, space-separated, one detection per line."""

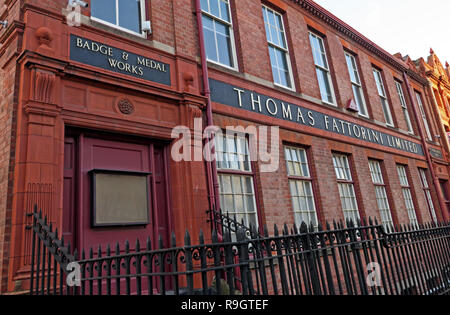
xmin=0 ymin=0 xmax=22 ymax=293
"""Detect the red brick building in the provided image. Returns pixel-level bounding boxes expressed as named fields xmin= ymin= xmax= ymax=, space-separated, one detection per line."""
xmin=0 ymin=0 xmax=448 ymax=294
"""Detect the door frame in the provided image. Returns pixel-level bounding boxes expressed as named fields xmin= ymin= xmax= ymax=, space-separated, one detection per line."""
xmin=64 ymin=127 xmax=173 ymax=252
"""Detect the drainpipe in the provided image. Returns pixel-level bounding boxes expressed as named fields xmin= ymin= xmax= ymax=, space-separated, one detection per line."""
xmin=403 ymin=72 xmax=450 ymax=222
xmin=195 ymin=0 xmax=222 ymax=228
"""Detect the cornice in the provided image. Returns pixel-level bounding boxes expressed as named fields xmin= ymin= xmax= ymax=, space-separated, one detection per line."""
xmin=291 ymin=0 xmax=427 ymax=85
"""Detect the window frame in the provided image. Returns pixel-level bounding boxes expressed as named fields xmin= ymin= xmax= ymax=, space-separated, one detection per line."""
xmin=372 ymin=68 xmax=394 ymax=127
xmin=368 ymin=159 xmax=394 ymax=230
xmin=332 ymin=153 xmax=361 ymax=223
xmin=262 ymin=5 xmax=295 ymax=91
xmin=309 ymin=31 xmax=336 ymax=106
xmin=90 ymin=0 xmax=148 ymax=38
xmin=395 ymin=80 xmax=414 ymax=134
xmin=284 ymin=146 xmax=319 ymax=230
xmin=419 ymin=168 xmax=438 ymax=223
xmin=415 ymin=91 xmax=433 ymax=142
xmin=201 ymin=0 xmax=239 ymax=71
xmin=345 ymin=52 xmax=369 ymax=118
xmin=397 ymin=164 xmax=419 ymax=228
xmin=215 ymin=132 xmax=260 ymax=229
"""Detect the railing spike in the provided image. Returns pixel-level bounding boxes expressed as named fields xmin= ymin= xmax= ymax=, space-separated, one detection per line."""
xmin=300 ymin=221 xmax=308 ymax=234
xmin=146 ymin=237 xmax=152 ymax=251
xmin=115 ymin=242 xmax=120 ymax=255
xmin=98 ymin=245 xmax=102 ymax=258
xmin=317 ymin=222 xmax=323 ymax=232
xmin=158 ymin=235 xmax=164 ymax=250
xmin=136 ymin=238 xmax=141 ymax=252
xmin=274 ymin=224 xmax=279 ymax=236
xmin=283 ymin=223 xmax=289 ymax=235
xmin=212 ymin=229 xmax=218 ymax=243
xmin=293 ymin=223 xmax=299 ymax=235
xmin=171 ymin=232 xmax=176 ymax=248
xmin=184 ymin=230 xmax=191 ymax=246
xmin=199 ymin=229 xmax=205 ymax=244
xmin=263 ymin=224 xmax=269 ymax=237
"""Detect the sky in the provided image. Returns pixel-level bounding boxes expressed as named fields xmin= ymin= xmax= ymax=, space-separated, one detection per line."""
xmin=314 ymin=0 xmax=450 ymax=64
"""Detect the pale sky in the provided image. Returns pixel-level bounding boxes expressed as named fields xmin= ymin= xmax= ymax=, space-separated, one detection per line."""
xmin=314 ymin=0 xmax=450 ymax=64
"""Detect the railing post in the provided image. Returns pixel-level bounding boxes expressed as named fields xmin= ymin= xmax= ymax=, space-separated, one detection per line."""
xmin=236 ymin=227 xmax=250 ymax=295
xmin=300 ymin=222 xmax=322 ymax=295
xmin=184 ymin=231 xmax=194 ymax=295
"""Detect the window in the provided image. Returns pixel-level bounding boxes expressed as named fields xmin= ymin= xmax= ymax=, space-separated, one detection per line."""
xmin=309 ymin=32 xmax=336 ymax=105
xmin=332 ymin=154 xmax=360 ymax=223
xmin=373 ymin=68 xmax=394 ymax=126
xmin=395 ymin=81 xmax=414 ymax=134
xmin=201 ymin=0 xmax=237 ymax=69
xmin=368 ymin=160 xmax=394 ymax=231
xmin=215 ymin=133 xmax=258 ymax=228
xmin=262 ymin=6 xmax=294 ymax=89
xmin=397 ymin=165 xmax=419 ymax=228
xmin=415 ymin=92 xmax=433 ymax=141
xmin=285 ymin=146 xmax=318 ymax=229
xmin=419 ymin=169 xmax=438 ymax=223
xmin=345 ymin=52 xmax=368 ymax=117
xmin=91 ymin=0 xmax=146 ymax=36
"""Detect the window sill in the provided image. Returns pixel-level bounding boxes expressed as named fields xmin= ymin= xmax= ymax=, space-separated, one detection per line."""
xmin=207 ymin=60 xmax=239 ymax=73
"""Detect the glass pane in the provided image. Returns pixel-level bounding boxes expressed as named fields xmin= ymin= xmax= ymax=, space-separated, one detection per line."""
xmin=381 ymin=98 xmax=393 ymax=125
xmin=200 ymin=0 xmax=209 ymax=12
xmin=232 ymin=176 xmax=242 ymax=194
xmin=210 ymin=0 xmax=220 ymax=18
xmin=92 ymin=0 xmax=116 ymax=25
xmin=202 ymin=16 xmax=218 ymax=62
xmin=217 ymin=30 xmax=232 ymax=67
xmin=353 ymin=85 xmax=366 ymax=116
xmin=317 ymin=68 xmax=333 ymax=103
xmin=219 ymin=0 xmax=230 ymax=22
xmin=118 ymin=0 xmax=141 ymax=33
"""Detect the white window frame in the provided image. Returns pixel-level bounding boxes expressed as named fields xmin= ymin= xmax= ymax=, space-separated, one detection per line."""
xmin=332 ymin=154 xmax=361 ymax=223
xmin=419 ymin=169 xmax=438 ymax=224
xmin=369 ymin=160 xmax=394 ymax=230
xmin=201 ymin=0 xmax=239 ymax=71
xmin=345 ymin=52 xmax=369 ymax=118
xmin=415 ymin=92 xmax=433 ymax=141
xmin=262 ymin=5 xmax=295 ymax=91
xmin=215 ymin=133 xmax=258 ymax=229
xmin=395 ymin=81 xmax=414 ymax=134
xmin=397 ymin=165 xmax=419 ymax=228
xmin=309 ymin=32 xmax=336 ymax=106
xmin=285 ymin=146 xmax=318 ymax=230
xmin=91 ymin=0 xmax=147 ymax=38
xmin=373 ymin=68 xmax=394 ymax=127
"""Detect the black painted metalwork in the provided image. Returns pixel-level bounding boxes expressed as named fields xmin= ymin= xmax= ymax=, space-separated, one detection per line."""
xmin=30 ymin=207 xmax=450 ymax=295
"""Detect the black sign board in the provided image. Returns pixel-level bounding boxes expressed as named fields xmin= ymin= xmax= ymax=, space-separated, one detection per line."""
xmin=210 ymin=79 xmax=424 ymax=156
xmin=429 ymin=148 xmax=444 ymax=159
xmin=70 ymin=35 xmax=171 ymax=86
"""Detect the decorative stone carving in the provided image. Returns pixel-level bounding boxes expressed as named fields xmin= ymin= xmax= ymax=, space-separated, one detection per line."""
xmin=33 ymin=70 xmax=56 ymax=104
xmin=183 ymin=72 xmax=194 ymax=93
xmin=117 ymin=99 xmax=135 ymax=115
xmin=35 ymin=27 xmax=54 ymax=55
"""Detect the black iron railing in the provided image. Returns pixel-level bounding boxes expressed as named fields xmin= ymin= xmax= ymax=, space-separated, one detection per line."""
xmin=29 ymin=208 xmax=450 ymax=295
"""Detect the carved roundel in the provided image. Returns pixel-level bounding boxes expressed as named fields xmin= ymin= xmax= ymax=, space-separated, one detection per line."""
xmin=117 ymin=99 xmax=135 ymax=115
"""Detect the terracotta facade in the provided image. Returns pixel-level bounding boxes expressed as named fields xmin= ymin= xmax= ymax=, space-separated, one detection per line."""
xmin=0 ymin=0 xmax=448 ymax=294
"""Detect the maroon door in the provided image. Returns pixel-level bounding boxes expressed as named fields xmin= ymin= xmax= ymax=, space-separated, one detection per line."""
xmin=63 ymin=133 xmax=171 ymax=254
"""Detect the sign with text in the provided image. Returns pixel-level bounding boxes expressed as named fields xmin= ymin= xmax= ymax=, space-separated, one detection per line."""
xmin=70 ymin=35 xmax=171 ymax=86
xmin=210 ymin=79 xmax=424 ymax=156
